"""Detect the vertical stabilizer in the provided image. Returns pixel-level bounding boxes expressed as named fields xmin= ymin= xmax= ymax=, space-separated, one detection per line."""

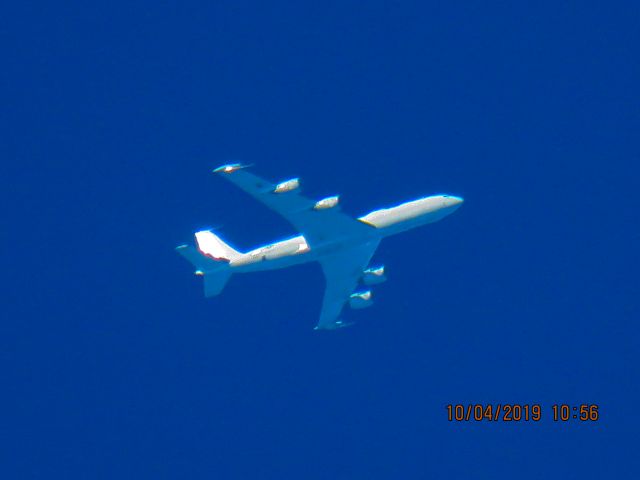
xmin=194 ymin=230 xmax=242 ymax=262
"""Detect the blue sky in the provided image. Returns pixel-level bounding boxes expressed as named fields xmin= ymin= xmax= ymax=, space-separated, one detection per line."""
xmin=2 ymin=1 xmax=638 ymax=478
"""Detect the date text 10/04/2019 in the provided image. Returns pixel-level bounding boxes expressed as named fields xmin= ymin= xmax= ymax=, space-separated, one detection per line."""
xmin=446 ymin=404 xmax=600 ymax=422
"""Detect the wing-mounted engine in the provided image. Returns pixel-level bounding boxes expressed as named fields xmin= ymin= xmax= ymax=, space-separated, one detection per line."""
xmin=314 ymin=195 xmax=340 ymax=210
xmin=213 ymin=163 xmax=251 ymax=174
xmin=274 ymin=178 xmax=300 ymax=193
xmin=349 ymin=290 xmax=373 ymax=309
xmin=362 ymin=265 xmax=386 ymax=285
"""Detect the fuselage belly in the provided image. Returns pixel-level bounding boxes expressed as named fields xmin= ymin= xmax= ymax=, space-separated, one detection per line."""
xmin=226 ymin=194 xmax=463 ymax=274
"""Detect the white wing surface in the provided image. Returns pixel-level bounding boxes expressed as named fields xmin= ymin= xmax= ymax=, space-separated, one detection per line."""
xmin=214 ymin=165 xmax=372 ymax=247
xmin=315 ymin=240 xmax=380 ymax=330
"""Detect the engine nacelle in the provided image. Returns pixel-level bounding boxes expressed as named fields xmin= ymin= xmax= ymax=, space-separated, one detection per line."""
xmin=274 ymin=178 xmax=300 ymax=193
xmin=213 ymin=163 xmax=247 ymax=174
xmin=349 ymin=290 xmax=373 ymax=309
xmin=314 ymin=195 xmax=340 ymax=210
xmin=363 ymin=266 xmax=386 ymax=285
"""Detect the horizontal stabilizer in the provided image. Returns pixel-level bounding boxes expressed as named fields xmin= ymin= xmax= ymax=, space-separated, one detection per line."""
xmin=203 ymin=270 xmax=232 ymax=297
xmin=176 ymin=245 xmax=218 ymax=272
xmin=176 ymin=245 xmax=232 ymax=297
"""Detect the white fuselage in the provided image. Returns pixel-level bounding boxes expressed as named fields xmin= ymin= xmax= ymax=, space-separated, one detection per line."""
xmin=220 ymin=195 xmax=463 ymax=274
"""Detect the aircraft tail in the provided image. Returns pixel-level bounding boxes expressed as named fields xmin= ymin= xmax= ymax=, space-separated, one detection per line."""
xmin=194 ymin=230 xmax=242 ymax=262
xmin=176 ymin=231 xmax=241 ymax=297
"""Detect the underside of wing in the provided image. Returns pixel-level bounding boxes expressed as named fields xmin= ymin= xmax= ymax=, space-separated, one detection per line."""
xmin=213 ymin=164 xmax=373 ymax=247
xmin=315 ymin=240 xmax=380 ymax=330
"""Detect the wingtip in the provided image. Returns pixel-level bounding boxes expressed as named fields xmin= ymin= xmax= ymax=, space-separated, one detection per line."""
xmin=313 ymin=319 xmax=355 ymax=331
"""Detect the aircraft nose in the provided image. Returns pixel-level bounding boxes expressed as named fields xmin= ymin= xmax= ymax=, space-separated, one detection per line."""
xmin=443 ymin=195 xmax=464 ymax=207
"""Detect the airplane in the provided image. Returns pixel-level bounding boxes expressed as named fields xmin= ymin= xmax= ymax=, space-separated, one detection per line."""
xmin=176 ymin=164 xmax=464 ymax=330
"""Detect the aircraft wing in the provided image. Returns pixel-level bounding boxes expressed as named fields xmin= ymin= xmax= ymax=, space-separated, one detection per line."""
xmin=315 ymin=240 xmax=380 ymax=330
xmin=214 ymin=164 xmax=372 ymax=247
